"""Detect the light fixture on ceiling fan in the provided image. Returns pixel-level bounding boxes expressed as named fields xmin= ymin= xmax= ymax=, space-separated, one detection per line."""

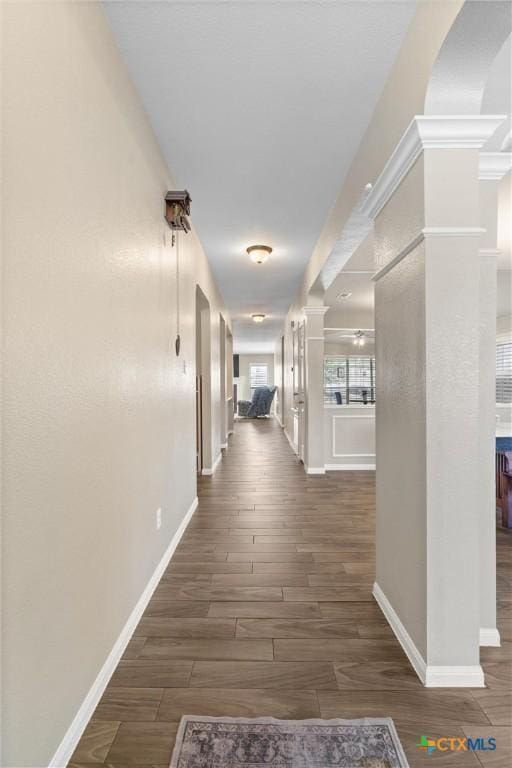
xmin=247 ymin=245 xmax=272 ymax=264
xmin=353 ymin=330 xmax=366 ymax=347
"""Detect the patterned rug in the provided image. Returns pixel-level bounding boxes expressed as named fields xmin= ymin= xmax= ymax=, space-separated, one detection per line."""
xmin=169 ymin=716 xmax=410 ymax=767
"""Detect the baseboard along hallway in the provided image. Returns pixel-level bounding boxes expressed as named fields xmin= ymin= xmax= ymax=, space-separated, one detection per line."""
xmin=67 ymin=419 xmax=511 ymax=767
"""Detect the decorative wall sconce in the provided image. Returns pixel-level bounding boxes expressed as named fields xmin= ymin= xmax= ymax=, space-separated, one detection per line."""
xmin=165 ymin=190 xmax=192 ymax=233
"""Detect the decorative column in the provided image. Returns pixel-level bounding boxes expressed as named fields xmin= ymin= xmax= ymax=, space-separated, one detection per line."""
xmin=363 ymin=115 xmax=504 ymax=687
xmin=302 ymin=306 xmax=328 ymax=474
xmin=478 ymin=152 xmax=512 ymax=646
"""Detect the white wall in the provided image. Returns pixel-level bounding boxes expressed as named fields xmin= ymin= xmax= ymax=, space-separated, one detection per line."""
xmin=1 ymin=3 xmax=229 ymax=765
xmin=279 ymin=3 xmax=462 ymax=443
xmin=237 ymin=354 xmax=275 ymax=403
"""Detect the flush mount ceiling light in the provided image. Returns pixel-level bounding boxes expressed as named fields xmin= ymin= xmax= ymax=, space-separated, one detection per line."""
xmin=353 ymin=330 xmax=366 ymax=347
xmin=337 ymin=291 xmax=352 ymax=300
xmin=247 ymin=244 xmax=272 ymax=264
xmin=251 ymin=313 xmax=266 ymax=323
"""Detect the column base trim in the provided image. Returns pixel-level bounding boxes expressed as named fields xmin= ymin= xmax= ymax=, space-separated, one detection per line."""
xmin=201 ymin=452 xmax=222 ymax=476
xmin=49 ymin=496 xmax=199 ymax=767
xmin=372 ymin=583 xmax=485 ymax=688
xmin=480 ymin=627 xmax=501 ymax=647
xmin=425 ymin=666 xmax=485 ymax=688
xmin=305 ymin=466 xmax=326 ymax=475
xmin=325 ymin=463 xmax=376 ymax=471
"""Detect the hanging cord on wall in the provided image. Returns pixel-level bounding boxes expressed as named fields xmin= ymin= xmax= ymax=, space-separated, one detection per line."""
xmin=174 ymin=228 xmax=181 ymax=356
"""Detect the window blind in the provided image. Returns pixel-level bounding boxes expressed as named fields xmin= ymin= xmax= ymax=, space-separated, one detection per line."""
xmin=497 ymin=340 xmax=512 ymax=404
xmin=324 ymin=356 xmax=375 ymax=405
xmin=250 ymin=364 xmax=268 ymax=392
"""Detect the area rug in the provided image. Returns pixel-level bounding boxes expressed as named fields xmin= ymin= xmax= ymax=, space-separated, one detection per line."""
xmin=169 ymin=716 xmax=410 ymax=767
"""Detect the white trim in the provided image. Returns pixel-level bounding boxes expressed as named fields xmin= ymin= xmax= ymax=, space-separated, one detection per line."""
xmin=332 ymin=414 xmax=375 ymax=459
xmin=425 ymin=666 xmax=485 ymax=688
xmin=325 ymin=463 xmax=375 ymax=470
xmin=284 ymin=428 xmax=298 ymax=455
xmin=49 ymin=495 xmax=199 ymax=767
xmin=220 ymin=443 xmax=228 ymax=449
xmin=373 ymin=583 xmax=485 ymax=688
xmin=372 ymin=227 xmax=486 ymax=283
xmin=479 ymin=152 xmax=512 ymax=180
xmin=201 ymin=451 xmax=222 ymax=476
xmin=373 ymin=582 xmax=427 ymax=684
xmin=480 ymin=627 xmax=501 ymax=647
xmin=362 ymin=115 xmax=506 ymax=220
xmin=301 ymin=306 xmax=329 ymax=316
xmin=274 ymin=413 xmax=284 ymax=428
xmin=422 ymin=226 xmax=485 ymax=237
xmin=372 ymin=232 xmax=425 ymax=282
xmin=306 ymin=336 xmax=325 ymax=341
xmin=305 ymin=466 xmax=326 ymax=475
xmin=324 ymin=405 xmax=376 ymax=411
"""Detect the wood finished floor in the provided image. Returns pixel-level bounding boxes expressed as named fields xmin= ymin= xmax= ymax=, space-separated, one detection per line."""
xmin=70 ymin=418 xmax=512 ymax=767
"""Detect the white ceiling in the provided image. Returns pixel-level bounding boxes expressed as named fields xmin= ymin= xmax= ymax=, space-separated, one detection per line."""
xmin=103 ymin=0 xmax=417 ymax=352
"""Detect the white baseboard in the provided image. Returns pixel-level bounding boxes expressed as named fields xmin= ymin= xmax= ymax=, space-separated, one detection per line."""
xmin=201 ymin=451 xmax=222 ymax=476
xmin=306 ymin=466 xmax=326 ymax=475
xmin=373 ymin=582 xmax=427 ymax=684
xmin=275 ymin=414 xmax=284 ymax=428
xmin=373 ymin=582 xmax=484 ymax=688
xmin=220 ymin=442 xmax=228 ymax=449
xmin=283 ymin=428 xmax=298 ymax=455
xmin=325 ymin=463 xmax=376 ymax=470
xmin=480 ymin=627 xmax=501 ymax=647
xmin=49 ymin=495 xmax=198 ymax=767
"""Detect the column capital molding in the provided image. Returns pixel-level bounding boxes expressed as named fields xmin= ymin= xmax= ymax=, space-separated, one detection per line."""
xmin=479 ymin=152 xmax=512 ymax=180
xmin=362 ymin=115 xmax=506 ymax=221
xmin=301 ymin=306 xmax=329 ymax=316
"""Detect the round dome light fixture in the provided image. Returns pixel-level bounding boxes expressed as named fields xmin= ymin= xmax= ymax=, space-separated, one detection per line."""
xmin=251 ymin=313 xmax=266 ymax=323
xmin=247 ymin=244 xmax=272 ymax=264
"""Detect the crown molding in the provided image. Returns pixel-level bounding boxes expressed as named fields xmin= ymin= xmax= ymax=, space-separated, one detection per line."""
xmin=362 ymin=115 xmax=506 ymax=220
xmin=479 ymin=152 xmax=512 ymax=180
xmin=301 ymin=306 xmax=329 ymax=316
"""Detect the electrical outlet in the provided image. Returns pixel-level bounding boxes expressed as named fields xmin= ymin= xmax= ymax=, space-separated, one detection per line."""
xmin=156 ymin=507 xmax=162 ymax=530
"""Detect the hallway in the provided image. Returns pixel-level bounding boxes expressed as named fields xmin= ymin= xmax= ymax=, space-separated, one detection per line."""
xmin=70 ymin=420 xmax=511 ymax=767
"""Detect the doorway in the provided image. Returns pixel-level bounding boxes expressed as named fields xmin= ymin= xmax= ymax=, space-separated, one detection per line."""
xmin=195 ymin=286 xmax=212 ymax=473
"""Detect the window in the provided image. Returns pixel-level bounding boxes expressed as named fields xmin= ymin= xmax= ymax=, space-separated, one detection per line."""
xmin=250 ymin=363 xmax=268 ymax=394
xmin=324 ymin=356 xmax=375 ymax=405
xmin=497 ymin=340 xmax=512 ymax=404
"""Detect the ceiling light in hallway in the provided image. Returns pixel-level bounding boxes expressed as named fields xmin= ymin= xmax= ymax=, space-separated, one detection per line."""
xmin=251 ymin=313 xmax=266 ymax=323
xmin=353 ymin=330 xmax=366 ymax=347
xmin=247 ymin=245 xmax=272 ymax=264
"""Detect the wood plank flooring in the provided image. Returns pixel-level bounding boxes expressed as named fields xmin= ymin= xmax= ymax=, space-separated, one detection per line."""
xmin=69 ymin=417 xmax=512 ymax=767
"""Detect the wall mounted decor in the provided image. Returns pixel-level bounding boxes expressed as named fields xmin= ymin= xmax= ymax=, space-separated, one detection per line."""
xmin=165 ymin=190 xmax=192 ymax=233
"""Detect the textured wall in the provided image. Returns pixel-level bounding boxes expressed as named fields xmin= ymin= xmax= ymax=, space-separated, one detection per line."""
xmin=375 ymin=243 xmax=428 ymax=659
xmin=1 ymin=2 xmax=228 ymax=765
